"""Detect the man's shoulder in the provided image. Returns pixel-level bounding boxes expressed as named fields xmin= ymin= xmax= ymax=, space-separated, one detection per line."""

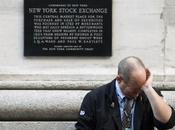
xmin=93 ymin=80 xmax=114 ymax=92
xmin=86 ymin=80 xmax=115 ymax=98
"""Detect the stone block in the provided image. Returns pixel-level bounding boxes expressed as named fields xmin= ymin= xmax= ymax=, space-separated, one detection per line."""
xmin=0 ymin=121 xmax=174 ymax=130
xmin=162 ymin=91 xmax=175 ymax=108
xmin=163 ymin=0 xmax=175 ymax=25
xmin=0 ymin=122 xmax=75 ymax=130
xmin=165 ymin=26 xmax=175 ymax=80
xmin=0 ymin=90 xmax=88 ymax=120
xmin=114 ymin=0 xmax=164 ymax=73
xmin=0 ymin=90 xmax=172 ymax=121
xmin=165 ymin=0 xmax=175 ymax=6
xmin=163 ymin=7 xmax=175 ymax=25
xmin=0 ymin=80 xmax=174 ymax=90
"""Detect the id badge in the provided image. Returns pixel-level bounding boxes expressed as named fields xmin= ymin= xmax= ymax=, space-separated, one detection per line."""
xmin=125 ymin=128 xmax=132 ymax=130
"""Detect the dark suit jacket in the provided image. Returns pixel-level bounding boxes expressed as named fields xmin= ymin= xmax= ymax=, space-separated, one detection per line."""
xmin=75 ymin=80 xmax=175 ymax=130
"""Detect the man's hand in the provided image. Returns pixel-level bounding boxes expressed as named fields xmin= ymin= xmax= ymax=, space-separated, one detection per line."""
xmin=142 ymin=69 xmax=153 ymax=90
xmin=141 ymin=69 xmax=172 ymax=123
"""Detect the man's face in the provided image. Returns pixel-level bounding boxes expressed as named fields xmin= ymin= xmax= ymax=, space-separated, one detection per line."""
xmin=119 ymin=69 xmax=147 ymax=99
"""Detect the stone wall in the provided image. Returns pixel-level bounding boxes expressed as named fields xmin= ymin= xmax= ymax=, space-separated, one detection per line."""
xmin=0 ymin=0 xmax=174 ymax=130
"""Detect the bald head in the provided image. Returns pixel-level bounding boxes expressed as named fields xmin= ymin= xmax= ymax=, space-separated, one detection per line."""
xmin=118 ymin=56 xmax=146 ymax=83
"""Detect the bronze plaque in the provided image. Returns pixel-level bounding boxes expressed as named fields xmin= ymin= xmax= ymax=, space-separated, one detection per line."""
xmin=24 ymin=0 xmax=112 ymax=56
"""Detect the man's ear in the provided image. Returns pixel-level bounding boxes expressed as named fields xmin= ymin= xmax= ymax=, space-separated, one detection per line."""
xmin=116 ymin=75 xmax=123 ymax=83
xmin=145 ymin=68 xmax=150 ymax=80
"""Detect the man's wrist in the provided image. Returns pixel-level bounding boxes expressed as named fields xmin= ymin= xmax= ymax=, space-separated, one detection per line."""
xmin=142 ymin=84 xmax=152 ymax=92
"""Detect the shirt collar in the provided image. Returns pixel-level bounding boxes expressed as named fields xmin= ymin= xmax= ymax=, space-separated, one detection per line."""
xmin=115 ymin=80 xmax=125 ymax=100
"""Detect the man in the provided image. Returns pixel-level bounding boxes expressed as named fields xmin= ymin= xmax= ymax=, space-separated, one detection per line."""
xmin=75 ymin=56 xmax=175 ymax=130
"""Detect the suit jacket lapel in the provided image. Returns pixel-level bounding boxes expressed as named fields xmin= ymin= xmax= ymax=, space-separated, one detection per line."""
xmin=106 ymin=79 xmax=123 ymax=130
xmin=134 ymin=96 xmax=144 ymax=130
xmin=111 ymin=95 xmax=123 ymax=130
